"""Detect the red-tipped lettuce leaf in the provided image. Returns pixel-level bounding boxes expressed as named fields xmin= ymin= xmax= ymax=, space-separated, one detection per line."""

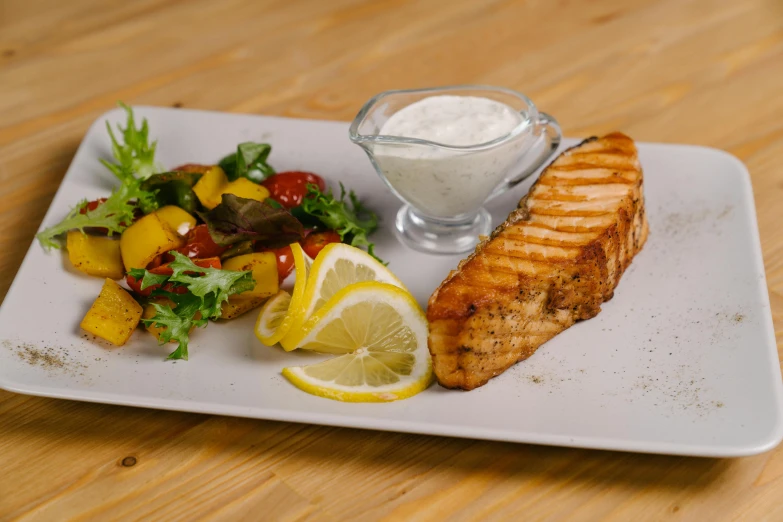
xmin=199 ymin=194 xmax=304 ymax=248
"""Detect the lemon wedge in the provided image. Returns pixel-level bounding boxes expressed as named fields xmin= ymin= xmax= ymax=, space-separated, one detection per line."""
xmin=281 ymin=281 xmax=432 ymax=402
xmin=300 ymin=242 xmax=406 ymax=322
xmin=254 ymin=243 xmax=308 ymax=347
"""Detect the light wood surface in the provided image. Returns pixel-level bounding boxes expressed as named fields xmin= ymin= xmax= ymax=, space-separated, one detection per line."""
xmin=2 ymin=0 xmax=783 ymax=519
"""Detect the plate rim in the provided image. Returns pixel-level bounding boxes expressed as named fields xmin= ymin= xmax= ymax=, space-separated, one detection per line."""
xmin=1 ymin=374 xmax=780 ymax=458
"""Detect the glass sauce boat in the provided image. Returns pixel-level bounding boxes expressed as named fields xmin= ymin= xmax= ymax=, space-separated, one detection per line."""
xmin=349 ymin=85 xmax=562 ymax=254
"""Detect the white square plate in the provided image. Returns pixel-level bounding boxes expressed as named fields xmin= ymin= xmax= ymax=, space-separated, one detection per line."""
xmin=1 ymin=107 xmax=781 ymax=457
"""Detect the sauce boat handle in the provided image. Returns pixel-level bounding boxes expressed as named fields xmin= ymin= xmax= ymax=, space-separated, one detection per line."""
xmin=489 ymin=112 xmax=562 ymax=199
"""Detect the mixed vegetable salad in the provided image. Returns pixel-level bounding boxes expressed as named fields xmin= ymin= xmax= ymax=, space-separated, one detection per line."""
xmin=38 ymin=103 xmax=381 ymax=360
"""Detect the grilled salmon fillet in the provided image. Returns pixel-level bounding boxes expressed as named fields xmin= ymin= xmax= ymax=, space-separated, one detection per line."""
xmin=427 ymin=132 xmax=648 ymax=390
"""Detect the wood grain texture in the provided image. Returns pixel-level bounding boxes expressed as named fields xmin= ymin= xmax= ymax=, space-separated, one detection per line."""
xmin=1 ymin=0 xmax=783 ymax=519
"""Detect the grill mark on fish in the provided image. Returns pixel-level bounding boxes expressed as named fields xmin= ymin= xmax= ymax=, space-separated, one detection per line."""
xmin=427 ymin=133 xmax=648 ymax=390
xmin=532 ymin=183 xmax=633 ymax=201
xmin=529 ymin=208 xmax=615 ymax=217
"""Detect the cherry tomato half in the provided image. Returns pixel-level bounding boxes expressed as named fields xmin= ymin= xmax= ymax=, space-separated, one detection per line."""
xmin=261 ymin=171 xmax=326 ymax=209
xmin=260 ymin=245 xmax=295 ymax=283
xmin=81 ymin=198 xmax=107 ymax=213
xmin=147 ymin=254 xmax=165 ymax=270
xmin=165 ymin=224 xmax=227 ymax=261
xmin=300 ymin=230 xmax=341 ymax=260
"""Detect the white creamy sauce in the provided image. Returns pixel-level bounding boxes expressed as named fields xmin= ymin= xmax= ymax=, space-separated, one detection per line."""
xmin=374 ymin=95 xmax=528 ymax=218
xmin=380 ymin=95 xmax=522 ymax=146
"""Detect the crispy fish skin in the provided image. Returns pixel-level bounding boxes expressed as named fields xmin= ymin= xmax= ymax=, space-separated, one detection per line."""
xmin=427 ymin=133 xmax=648 ymax=390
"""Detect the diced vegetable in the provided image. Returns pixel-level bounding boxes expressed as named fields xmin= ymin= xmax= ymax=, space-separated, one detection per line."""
xmin=66 ymin=231 xmax=125 ymax=279
xmin=154 ymin=206 xmax=197 ymax=236
xmin=221 ymin=252 xmax=278 ymax=299
xmin=222 ymin=178 xmax=270 ymax=203
xmin=193 ymin=166 xmax=271 ymax=211
xmin=80 ymin=279 xmax=143 ymax=346
xmin=120 ymin=213 xmax=186 ymax=270
xmin=219 ymin=295 xmax=269 ymax=320
xmin=192 ymin=166 xmax=229 ymax=209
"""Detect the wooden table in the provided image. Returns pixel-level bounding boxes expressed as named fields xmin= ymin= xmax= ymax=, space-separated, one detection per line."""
xmin=2 ymin=0 xmax=782 ymax=519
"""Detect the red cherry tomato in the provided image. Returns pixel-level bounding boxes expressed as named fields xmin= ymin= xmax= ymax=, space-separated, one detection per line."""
xmin=125 ymin=274 xmax=144 ymax=295
xmin=126 ymin=257 xmax=222 ymax=297
xmin=261 ymin=171 xmax=326 ymax=209
xmin=80 ymin=198 xmax=107 ymax=213
xmin=300 ymin=230 xmax=341 ymax=259
xmin=165 ymin=224 xmax=227 ymax=261
xmin=261 ymin=245 xmax=295 ymax=283
xmin=147 ymin=254 xmax=165 ymax=270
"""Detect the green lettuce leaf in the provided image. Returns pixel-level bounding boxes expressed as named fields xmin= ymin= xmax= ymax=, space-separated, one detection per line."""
xmin=100 ymin=102 xmax=161 ymax=181
xmin=218 ymin=142 xmax=275 ymax=182
xmin=127 ymin=268 xmax=169 ymax=290
xmin=137 ymin=252 xmax=255 ymax=359
xmin=36 ymin=177 xmax=155 ymax=250
xmin=166 ymin=252 xmax=255 ymax=319
xmin=37 ymin=102 xmax=159 ymax=249
xmin=299 ymin=183 xmax=381 ymax=261
xmin=144 ymin=292 xmax=207 ymax=361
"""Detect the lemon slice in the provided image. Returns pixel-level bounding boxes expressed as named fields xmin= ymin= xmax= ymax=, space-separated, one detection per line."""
xmin=281 ymin=281 xmax=432 ymax=402
xmin=254 ymin=290 xmax=291 ymax=344
xmin=301 ymin=242 xmax=405 ymax=321
xmin=279 ymin=242 xmax=404 ymax=351
xmin=254 ymin=243 xmax=308 ymax=347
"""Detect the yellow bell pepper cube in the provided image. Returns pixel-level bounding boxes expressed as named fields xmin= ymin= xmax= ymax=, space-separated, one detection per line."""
xmin=221 ymin=178 xmax=270 ymax=203
xmin=193 ymin=166 xmax=270 ymax=209
xmin=120 ymin=213 xmax=186 ymax=271
xmin=221 ymin=252 xmax=279 ymax=299
xmin=154 ymin=205 xmax=197 ymax=236
xmin=219 ymin=295 xmax=269 ymax=320
xmin=192 ymin=166 xmax=229 ymax=209
xmin=81 ymin=279 xmax=143 ymax=346
xmin=66 ymin=231 xmax=125 ymax=280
